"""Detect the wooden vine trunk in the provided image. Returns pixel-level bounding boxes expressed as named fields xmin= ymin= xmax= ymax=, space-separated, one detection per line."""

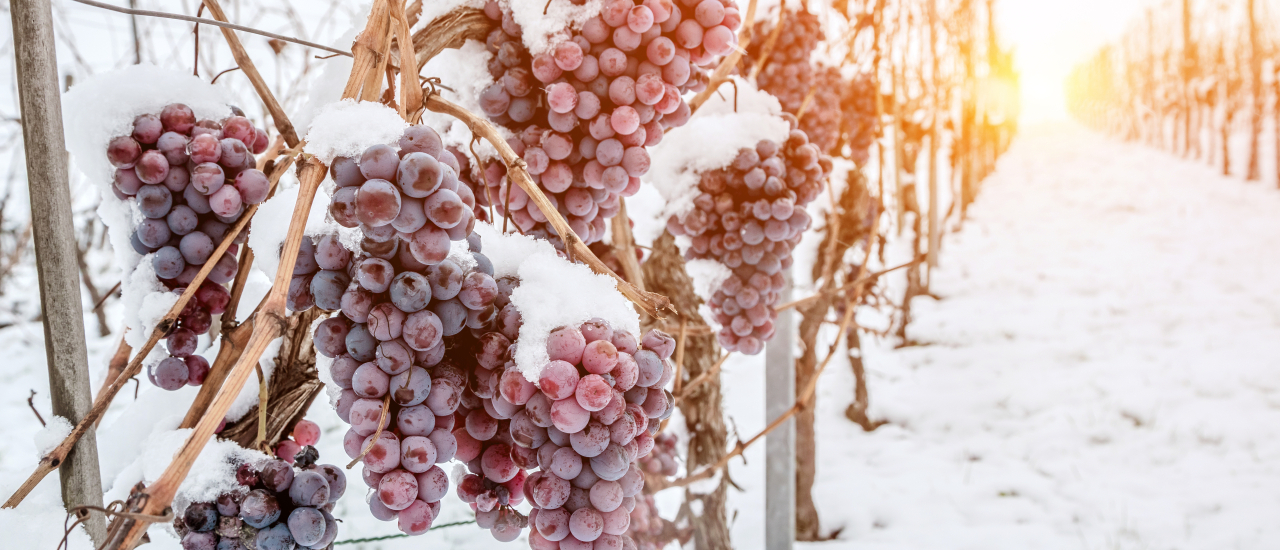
xmin=219 ymin=308 xmax=324 ymax=449
xmin=641 ymin=232 xmax=731 ymax=550
xmin=795 ymin=169 xmax=878 ymax=540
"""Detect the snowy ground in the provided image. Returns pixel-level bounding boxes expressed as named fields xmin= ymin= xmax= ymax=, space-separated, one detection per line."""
xmin=803 ymin=122 xmax=1280 ymax=550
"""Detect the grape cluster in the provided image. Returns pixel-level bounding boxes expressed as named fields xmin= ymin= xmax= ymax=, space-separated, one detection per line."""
xmin=106 ymin=104 xmax=270 ymax=391
xmin=174 ymin=453 xmax=347 ymax=550
xmin=840 ymin=72 xmax=877 ymax=167
xmin=291 ymin=124 xmax=479 ymax=317
xmin=496 ymin=319 xmax=676 ymax=550
xmin=665 ymin=116 xmax=829 ymax=354
xmin=472 ymin=0 xmax=741 ymax=245
xmin=746 ymin=9 xmax=842 ymax=154
xmin=303 ymin=125 xmax=502 ymax=536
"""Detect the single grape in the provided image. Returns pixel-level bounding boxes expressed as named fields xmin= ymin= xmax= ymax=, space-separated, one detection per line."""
xmin=152 ymin=357 xmax=189 ymax=391
xmin=239 ymin=489 xmax=281 ymax=528
xmin=287 ymin=506 xmax=326 ymax=547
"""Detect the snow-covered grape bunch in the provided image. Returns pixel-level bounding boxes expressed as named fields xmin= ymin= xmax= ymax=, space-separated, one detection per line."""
xmin=505 ymin=321 xmax=677 ymax=549
xmin=313 ymin=241 xmax=496 ymax=535
xmin=666 ymin=115 xmax=829 ymax=354
xmin=747 ymin=9 xmax=842 ymax=154
xmin=472 ymin=0 xmax=741 ymax=245
xmin=840 ymin=72 xmax=877 ymax=167
xmin=105 ymin=104 xmax=270 ymax=391
xmin=174 ymin=454 xmax=347 ymax=550
xmin=301 ymin=125 xmax=503 ymax=536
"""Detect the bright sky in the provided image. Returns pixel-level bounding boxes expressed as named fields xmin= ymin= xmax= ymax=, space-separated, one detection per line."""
xmin=997 ymin=0 xmax=1153 ymax=123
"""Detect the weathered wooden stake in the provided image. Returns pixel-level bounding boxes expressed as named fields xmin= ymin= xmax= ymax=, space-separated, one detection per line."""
xmin=765 ymin=266 xmax=795 ymax=550
xmin=10 ymin=0 xmax=105 ymax=543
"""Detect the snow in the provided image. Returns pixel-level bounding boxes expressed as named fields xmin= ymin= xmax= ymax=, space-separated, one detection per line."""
xmin=121 ymin=261 xmax=178 ymax=350
xmin=790 ymin=124 xmax=1280 ymax=549
xmin=504 ymin=0 xmax=606 ymax=55
xmin=473 ymin=222 xmax=640 ymax=380
xmin=302 ymin=99 xmax=408 ymax=165
xmin=645 ymin=77 xmax=790 ymax=224
xmin=33 ymin=415 xmax=72 ymax=459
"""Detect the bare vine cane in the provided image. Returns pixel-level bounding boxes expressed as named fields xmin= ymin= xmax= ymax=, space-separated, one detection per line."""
xmin=418 ymin=91 xmax=675 ymax=319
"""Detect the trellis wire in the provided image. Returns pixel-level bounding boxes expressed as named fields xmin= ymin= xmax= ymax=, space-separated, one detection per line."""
xmin=333 ymin=520 xmax=477 ymax=545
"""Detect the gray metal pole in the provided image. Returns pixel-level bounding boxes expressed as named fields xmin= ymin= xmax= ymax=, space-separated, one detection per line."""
xmin=764 ymin=266 xmax=795 ymax=550
xmin=10 ymin=0 xmax=105 ymax=543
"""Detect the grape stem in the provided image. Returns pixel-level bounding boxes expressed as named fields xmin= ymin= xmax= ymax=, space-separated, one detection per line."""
xmin=346 ymin=393 xmax=394 ymax=469
xmin=419 ymin=93 xmax=677 ymax=320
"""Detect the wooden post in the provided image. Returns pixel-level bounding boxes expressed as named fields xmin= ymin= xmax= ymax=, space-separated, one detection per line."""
xmin=1181 ymin=0 xmax=1192 ymax=158
xmin=765 ymin=266 xmax=794 ymax=550
xmin=1246 ymin=0 xmax=1261 ymax=180
xmin=925 ymin=0 xmax=940 ymax=283
xmin=10 ymin=0 xmax=105 ymax=543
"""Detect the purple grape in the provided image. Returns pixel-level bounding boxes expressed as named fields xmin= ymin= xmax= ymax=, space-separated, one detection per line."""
xmin=239 ymin=489 xmax=281 ymax=528
xmin=359 ymin=144 xmax=400 ymax=181
xmin=152 ymin=246 xmax=186 ymax=280
xmin=289 ymin=470 xmax=331 ymax=507
xmin=389 ymin=271 xmax=431 ymax=313
xmin=234 ymin=169 xmax=270 ymax=204
xmin=136 ymin=184 xmax=172 ymax=218
xmin=151 ymin=357 xmax=189 ymax=390
xmin=287 ymin=506 xmax=326 ymax=547
xmin=253 ymin=523 xmax=295 ymax=550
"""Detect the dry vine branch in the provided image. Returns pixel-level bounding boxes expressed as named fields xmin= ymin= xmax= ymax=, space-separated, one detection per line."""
xmin=420 ymin=93 xmax=676 ymax=320
xmin=774 ymin=259 xmax=918 ymax=312
xmin=405 ymin=8 xmax=492 ymax=71
xmin=609 ymin=199 xmax=647 ymax=292
xmin=749 ymin=7 xmax=788 ymax=80
xmin=201 ymin=0 xmax=301 ymax=146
